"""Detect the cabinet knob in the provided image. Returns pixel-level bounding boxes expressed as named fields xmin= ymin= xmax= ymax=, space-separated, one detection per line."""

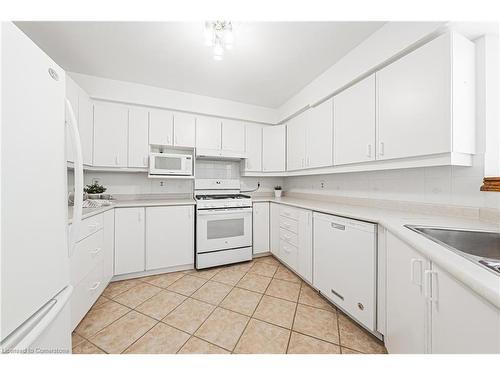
xmin=357 ymin=303 xmax=364 ymax=311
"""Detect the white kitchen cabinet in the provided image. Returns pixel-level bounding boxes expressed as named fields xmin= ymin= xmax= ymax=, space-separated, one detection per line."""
xmin=385 ymin=233 xmax=430 ymax=353
xmin=93 ymin=102 xmax=129 ymax=167
xmin=313 ymin=213 xmax=376 ymax=330
xmin=243 ymin=124 xmax=263 ymax=172
xmin=114 ymin=207 xmax=145 ymax=275
xmin=253 ymin=202 xmax=270 ymax=254
xmin=196 ymin=116 xmax=221 ymax=156
xmin=306 ymin=98 xmax=333 ymax=168
xmin=429 ymin=263 xmax=500 ymax=353
xmin=149 ymin=109 xmax=173 ymax=146
xmin=65 ymin=76 xmax=79 ymax=163
xmin=286 ymin=111 xmax=307 ymax=171
xmin=377 ymin=32 xmax=475 ymax=161
xmin=102 ymin=209 xmax=114 ymax=284
xmin=334 ymin=75 xmax=376 ymax=165
xmin=221 ymin=120 xmax=245 ymax=157
xmin=262 ymin=124 xmax=286 ymax=172
xmin=128 ymin=107 xmax=149 ymax=168
xmin=77 ymin=86 xmax=94 ymax=166
xmin=277 ymin=205 xmax=312 ymax=283
xmin=173 ymin=112 xmax=196 ymax=148
xmin=269 ymin=203 xmax=281 ymax=257
xmin=145 ymin=205 xmax=194 ymax=271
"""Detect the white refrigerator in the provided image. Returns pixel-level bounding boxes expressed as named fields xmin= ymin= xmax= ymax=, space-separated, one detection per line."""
xmin=0 ymin=22 xmax=83 ymax=353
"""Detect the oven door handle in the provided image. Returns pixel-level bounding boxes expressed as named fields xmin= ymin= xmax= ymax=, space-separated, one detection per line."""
xmin=197 ymin=207 xmax=253 ymax=216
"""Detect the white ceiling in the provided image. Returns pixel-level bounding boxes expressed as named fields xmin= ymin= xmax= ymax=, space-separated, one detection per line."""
xmin=16 ymin=21 xmax=384 ymax=108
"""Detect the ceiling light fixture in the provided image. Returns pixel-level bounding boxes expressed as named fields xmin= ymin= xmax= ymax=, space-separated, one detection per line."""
xmin=204 ymin=21 xmax=233 ymax=61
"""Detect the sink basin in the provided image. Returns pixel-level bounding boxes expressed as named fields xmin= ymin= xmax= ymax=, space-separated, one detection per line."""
xmin=405 ymin=225 xmax=500 ymax=275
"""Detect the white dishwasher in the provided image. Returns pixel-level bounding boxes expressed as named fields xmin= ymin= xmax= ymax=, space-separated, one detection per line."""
xmin=313 ymin=212 xmax=377 ymax=331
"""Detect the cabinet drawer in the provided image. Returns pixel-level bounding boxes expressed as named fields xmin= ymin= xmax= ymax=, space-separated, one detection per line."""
xmin=280 ymin=206 xmax=300 ymax=220
xmin=77 ymin=214 xmax=104 ymax=242
xmin=279 ymin=240 xmax=298 ymax=270
xmin=279 ymin=227 xmax=298 ymax=247
xmin=280 ymin=216 xmax=298 ymax=234
xmin=71 ymin=261 xmax=104 ymax=330
xmin=71 ymin=229 xmax=104 ymax=286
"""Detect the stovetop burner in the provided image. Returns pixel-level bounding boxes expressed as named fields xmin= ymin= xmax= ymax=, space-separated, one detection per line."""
xmin=196 ymin=194 xmax=251 ymax=200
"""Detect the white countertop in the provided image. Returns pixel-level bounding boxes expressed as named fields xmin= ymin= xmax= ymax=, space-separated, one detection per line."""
xmin=253 ymin=195 xmax=500 ymax=309
xmin=68 ymin=197 xmax=196 ymax=224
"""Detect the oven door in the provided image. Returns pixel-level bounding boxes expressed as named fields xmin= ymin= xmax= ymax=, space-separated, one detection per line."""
xmin=197 ymin=207 xmax=252 ymax=253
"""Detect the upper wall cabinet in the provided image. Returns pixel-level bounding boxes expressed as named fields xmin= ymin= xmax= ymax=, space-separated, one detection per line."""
xmin=149 ymin=109 xmax=173 ymax=146
xmin=287 ymin=98 xmax=333 ymax=171
xmin=306 ymin=98 xmax=333 ymax=169
xmin=196 ymin=116 xmax=221 ymax=156
xmin=128 ymin=107 xmax=149 ymax=168
xmin=377 ymin=32 xmax=475 ymax=161
xmin=173 ymin=112 xmax=196 ymax=148
xmin=243 ymin=124 xmax=263 ymax=172
xmin=334 ymin=75 xmax=376 ymax=165
xmin=93 ymin=102 xmax=129 ymax=167
xmin=262 ymin=124 xmax=286 ymax=172
xmin=221 ymin=120 xmax=245 ymax=157
xmin=65 ymin=76 xmax=78 ymax=164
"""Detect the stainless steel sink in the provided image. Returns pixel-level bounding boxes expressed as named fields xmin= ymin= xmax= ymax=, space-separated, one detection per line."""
xmin=405 ymin=225 xmax=500 ymax=275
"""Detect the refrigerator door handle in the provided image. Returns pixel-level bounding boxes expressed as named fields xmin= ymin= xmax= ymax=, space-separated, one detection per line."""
xmin=66 ymin=98 xmax=84 ymax=256
xmin=0 ymin=285 xmax=73 ymax=352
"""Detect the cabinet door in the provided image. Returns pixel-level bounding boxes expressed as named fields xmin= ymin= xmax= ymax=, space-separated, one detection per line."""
xmin=244 ymin=124 xmax=263 ymax=172
xmin=269 ymin=203 xmax=281 ymax=258
xmin=430 ymin=263 xmax=500 ymax=353
xmin=377 ymin=34 xmax=451 ymax=160
xmin=286 ymin=112 xmax=307 ymax=171
xmin=93 ymin=103 xmax=128 ymax=167
xmin=385 ymin=233 xmax=430 ymax=353
xmin=78 ymin=87 xmax=94 ymax=166
xmin=149 ymin=109 xmax=173 ymax=146
xmin=262 ymin=125 xmax=286 ymax=172
xmin=307 ymin=99 xmax=333 ymax=168
xmin=102 ymin=209 xmax=114 ymax=283
xmin=334 ymin=75 xmax=376 ymax=165
xmin=173 ymin=112 xmax=196 ymax=148
xmin=297 ymin=209 xmax=313 ymax=283
xmin=65 ymin=76 xmax=79 ymax=163
xmin=146 ymin=206 xmax=194 ymax=271
xmin=253 ymin=202 xmax=270 ymax=254
xmin=114 ymin=208 xmax=145 ymax=275
xmin=196 ymin=116 xmax=221 ymax=154
xmin=128 ymin=107 xmax=149 ymax=168
xmin=221 ymin=120 xmax=245 ymax=156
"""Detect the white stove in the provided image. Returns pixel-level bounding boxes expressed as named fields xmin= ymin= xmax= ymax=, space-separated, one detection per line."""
xmin=194 ymin=179 xmax=253 ymax=269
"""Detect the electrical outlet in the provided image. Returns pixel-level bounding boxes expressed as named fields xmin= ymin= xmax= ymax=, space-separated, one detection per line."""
xmin=159 ymin=181 xmax=165 ymax=187
xmin=320 ymin=181 xmax=326 ymax=189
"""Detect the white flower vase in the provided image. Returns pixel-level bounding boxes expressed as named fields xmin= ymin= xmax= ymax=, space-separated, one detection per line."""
xmin=274 ymin=190 xmax=282 ymax=198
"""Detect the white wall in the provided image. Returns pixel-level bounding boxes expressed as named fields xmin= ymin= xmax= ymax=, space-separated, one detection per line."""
xmin=70 ymin=72 xmax=278 ymax=124
xmin=277 ymin=22 xmax=446 ymax=121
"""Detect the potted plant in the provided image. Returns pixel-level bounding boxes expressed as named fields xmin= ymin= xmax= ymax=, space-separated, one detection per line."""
xmin=274 ymin=185 xmax=282 ymax=198
xmin=84 ymin=182 xmax=107 ymax=199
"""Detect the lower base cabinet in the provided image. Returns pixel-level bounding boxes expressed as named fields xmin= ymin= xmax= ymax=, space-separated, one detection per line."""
xmin=253 ymin=202 xmax=270 ymax=254
xmin=385 ymin=232 xmax=500 ymax=354
xmin=114 ymin=207 xmax=145 ymax=276
xmin=146 ymin=206 xmax=194 ymax=271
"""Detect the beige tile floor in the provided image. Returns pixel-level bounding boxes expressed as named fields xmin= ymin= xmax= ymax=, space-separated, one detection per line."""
xmin=72 ymin=255 xmax=387 ymax=354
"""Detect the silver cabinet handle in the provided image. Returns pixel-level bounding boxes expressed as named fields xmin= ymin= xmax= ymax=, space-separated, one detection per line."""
xmin=367 ymin=144 xmax=372 ymax=158
xmin=330 ymin=288 xmax=344 ymax=301
xmin=89 ymin=247 xmax=101 ymax=256
xmin=330 ymin=222 xmax=345 ymax=230
xmin=379 ymin=141 xmax=385 ymax=156
xmin=410 ymin=258 xmax=423 ymax=288
xmin=115 ymin=155 xmax=119 ymax=165
xmin=89 ymin=281 xmax=101 ymax=291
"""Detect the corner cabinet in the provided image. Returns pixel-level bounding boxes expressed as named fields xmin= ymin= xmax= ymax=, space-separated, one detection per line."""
xmin=385 ymin=232 xmax=500 ymax=354
xmin=262 ymin=124 xmax=286 ymax=172
xmin=252 ymin=202 xmax=270 ymax=254
xmin=243 ymin=124 xmax=263 ymax=172
xmin=128 ymin=107 xmax=149 ymax=168
xmin=377 ymin=32 xmax=475 ymax=162
xmin=114 ymin=207 xmax=145 ymax=275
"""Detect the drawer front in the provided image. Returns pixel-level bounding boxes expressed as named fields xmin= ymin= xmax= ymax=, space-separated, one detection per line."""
xmin=77 ymin=214 xmax=104 ymax=242
xmin=279 ymin=240 xmax=298 ymax=270
xmin=279 ymin=206 xmax=300 ymax=220
xmin=280 ymin=216 xmax=298 ymax=234
xmin=71 ymin=261 xmax=104 ymax=330
xmin=279 ymin=227 xmax=298 ymax=247
xmin=71 ymin=229 xmax=104 ymax=286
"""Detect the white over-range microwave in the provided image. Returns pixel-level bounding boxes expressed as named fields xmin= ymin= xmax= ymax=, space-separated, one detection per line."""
xmin=149 ymin=152 xmax=193 ymax=176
